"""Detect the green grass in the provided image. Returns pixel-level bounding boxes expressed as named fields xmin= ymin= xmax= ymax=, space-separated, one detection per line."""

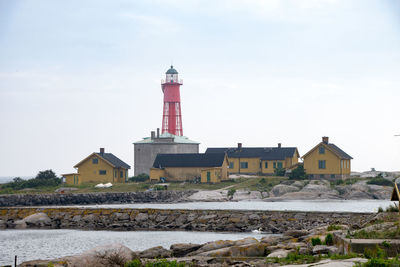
xmin=265 ymin=251 xmax=359 ymax=265
xmin=0 ymin=177 xmax=285 ymax=195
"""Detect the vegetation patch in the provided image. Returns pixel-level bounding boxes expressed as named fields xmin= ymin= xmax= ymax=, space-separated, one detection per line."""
xmin=366 ymin=175 xmax=393 ymax=186
xmin=266 ymin=250 xmax=358 ymax=265
xmin=125 ymin=259 xmax=185 ymax=267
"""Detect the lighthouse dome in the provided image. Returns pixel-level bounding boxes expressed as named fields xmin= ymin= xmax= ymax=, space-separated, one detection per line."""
xmin=166 ymin=65 xmax=178 ymax=74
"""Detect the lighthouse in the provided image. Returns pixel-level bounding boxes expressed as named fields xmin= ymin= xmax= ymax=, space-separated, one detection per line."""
xmin=161 ymin=66 xmax=183 ymax=136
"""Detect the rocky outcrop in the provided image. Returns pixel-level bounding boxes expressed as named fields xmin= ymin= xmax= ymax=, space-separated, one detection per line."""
xmin=0 ymin=190 xmax=196 ymax=207
xmin=271 ymin=184 xmax=300 ymax=197
xmin=0 ymin=207 xmax=376 ymax=233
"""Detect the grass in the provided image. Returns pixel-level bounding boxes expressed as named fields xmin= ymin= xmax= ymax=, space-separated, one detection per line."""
xmin=265 ymin=250 xmax=359 ymax=265
xmin=0 ymin=176 xmax=286 ymax=195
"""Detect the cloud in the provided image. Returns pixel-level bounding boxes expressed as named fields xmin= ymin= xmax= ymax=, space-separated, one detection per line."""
xmin=120 ymin=13 xmax=180 ymax=34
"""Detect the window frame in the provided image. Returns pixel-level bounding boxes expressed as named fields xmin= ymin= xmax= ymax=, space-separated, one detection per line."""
xmin=318 ymin=160 xmax=326 ymax=169
xmin=319 ymin=146 xmax=325 ymax=154
xmin=99 ymin=170 xmax=107 ymax=175
xmin=240 ymin=162 xmax=248 ymax=169
xmin=92 ymin=158 xmax=99 ymax=164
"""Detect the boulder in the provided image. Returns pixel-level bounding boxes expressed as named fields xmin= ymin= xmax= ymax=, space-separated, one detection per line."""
xmin=54 ymin=187 xmax=78 ymax=193
xmin=198 ymin=243 xmax=267 ymax=257
xmin=292 ymin=180 xmax=306 ymax=188
xmin=312 ymin=245 xmax=338 ymax=255
xmin=139 ymin=246 xmax=172 ymax=258
xmin=188 ymin=240 xmax=235 ymax=255
xmin=232 ymin=190 xmax=263 ymax=201
xmin=135 ymin=213 xmax=149 ymax=222
xmin=284 ymin=229 xmax=309 ymax=238
xmin=13 ymin=219 xmax=27 ymax=229
xmin=260 ymin=236 xmax=282 ymax=246
xmin=267 ymin=249 xmax=291 ymax=258
xmin=233 ymin=237 xmax=259 ymax=246
xmin=170 ymin=243 xmax=202 ymax=257
xmin=271 ymin=184 xmax=300 ymax=197
xmin=0 ymin=219 xmax=5 ymax=229
xmin=24 ymin=213 xmax=51 ymax=227
xmin=344 ymin=190 xmax=372 ymax=200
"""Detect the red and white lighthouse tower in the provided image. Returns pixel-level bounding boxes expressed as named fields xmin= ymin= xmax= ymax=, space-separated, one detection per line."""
xmin=161 ymin=66 xmax=183 ymax=136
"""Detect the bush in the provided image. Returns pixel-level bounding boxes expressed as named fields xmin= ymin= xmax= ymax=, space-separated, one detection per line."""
xmin=325 ymin=233 xmax=334 ymax=246
xmin=311 ymin=237 xmax=322 ymax=246
xmin=128 ymin=173 xmax=149 ymax=183
xmin=274 ymin=167 xmax=286 ymax=177
xmin=227 ymin=188 xmax=236 ymax=199
xmin=125 ymin=259 xmax=142 ymax=267
xmin=3 ymin=170 xmax=61 ymax=190
xmin=124 ymin=259 xmax=185 ymax=267
xmin=366 ymin=177 xmax=393 ymax=186
xmin=327 ymin=224 xmax=342 ymax=231
xmin=385 ymin=203 xmax=399 ymax=212
xmin=288 ymin=165 xmax=307 ymax=180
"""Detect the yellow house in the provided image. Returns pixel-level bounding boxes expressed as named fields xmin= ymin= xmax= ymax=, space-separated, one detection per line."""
xmin=62 ymin=148 xmax=130 ymax=185
xmin=206 ymin=143 xmax=300 ymax=175
xmin=302 ymin=137 xmax=352 ymax=180
xmin=150 ymin=153 xmax=229 ymax=183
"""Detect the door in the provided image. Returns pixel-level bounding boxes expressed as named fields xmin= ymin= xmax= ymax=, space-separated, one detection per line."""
xmin=207 ymin=171 xmax=211 ymax=183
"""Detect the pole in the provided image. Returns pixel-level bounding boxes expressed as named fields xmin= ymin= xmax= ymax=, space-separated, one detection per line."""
xmin=14 ymin=255 xmax=17 ymax=267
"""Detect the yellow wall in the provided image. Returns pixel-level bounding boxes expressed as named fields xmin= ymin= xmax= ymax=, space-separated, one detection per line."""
xmin=303 ymin=144 xmax=350 ymax=176
xmin=149 ymin=168 xmax=166 ymax=181
xmin=261 ymin=160 xmax=285 ymax=174
xmin=69 ymin=154 xmax=128 ymax=185
xmin=64 ymin=174 xmax=80 ymax=185
xmin=201 ymin=168 xmax=222 ymax=183
xmin=228 ymin=157 xmax=261 ymax=174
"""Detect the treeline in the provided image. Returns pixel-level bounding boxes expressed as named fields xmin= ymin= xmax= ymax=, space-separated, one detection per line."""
xmin=2 ymin=170 xmax=61 ymax=190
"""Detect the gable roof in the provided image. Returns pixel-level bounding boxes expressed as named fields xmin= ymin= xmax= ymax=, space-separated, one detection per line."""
xmin=302 ymin=142 xmax=353 ymax=160
xmin=391 ymin=183 xmax=400 ymax=201
xmin=205 ymin=147 xmax=298 ymax=160
xmin=153 ymin=153 xmax=226 ymax=168
xmin=74 ymin=152 xmax=130 ymax=169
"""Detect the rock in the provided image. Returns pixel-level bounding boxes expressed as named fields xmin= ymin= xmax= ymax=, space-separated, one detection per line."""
xmin=23 ymin=213 xmax=51 ymax=227
xmin=260 ymin=236 xmax=282 ymax=245
xmin=345 ymin=190 xmax=373 ymax=199
xmin=13 ymin=219 xmax=27 ymax=229
xmin=234 ymin=237 xmax=259 ymax=246
xmin=198 ymin=243 xmax=268 ymax=257
xmin=284 ymin=229 xmax=309 ymax=238
xmin=135 ymin=213 xmax=149 ymax=222
xmin=188 ymin=240 xmax=235 ymax=255
xmin=301 ymin=183 xmax=331 ymax=193
xmin=170 ymin=243 xmax=202 ymax=257
xmin=261 ymin=191 xmax=269 ymax=198
xmin=312 ymin=245 xmax=338 ymax=255
xmin=0 ymin=219 xmax=5 ymax=229
xmin=232 ymin=190 xmax=263 ymax=201
xmin=271 ymin=184 xmax=300 ymax=197
xmin=139 ymin=246 xmax=172 ymax=258
xmin=267 ymin=249 xmax=291 ymax=258
xmin=292 ymin=180 xmax=306 ymax=188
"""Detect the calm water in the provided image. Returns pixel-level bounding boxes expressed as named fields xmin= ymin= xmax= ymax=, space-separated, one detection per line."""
xmin=74 ymin=200 xmax=394 ymax=213
xmin=0 ymin=229 xmax=269 ymax=265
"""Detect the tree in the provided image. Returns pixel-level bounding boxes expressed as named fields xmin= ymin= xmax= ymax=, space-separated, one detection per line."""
xmin=274 ymin=167 xmax=286 ymax=177
xmin=36 ymin=169 xmax=58 ymax=180
xmin=288 ymin=165 xmax=307 ymax=180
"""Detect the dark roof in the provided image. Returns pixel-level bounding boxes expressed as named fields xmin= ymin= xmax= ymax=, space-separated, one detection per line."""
xmin=153 ymin=153 xmax=226 ymax=168
xmin=205 ymin=147 xmax=298 ymax=160
xmin=326 ymin=143 xmax=353 ymax=159
xmin=96 ymin=153 xmax=131 ymax=169
xmin=166 ymin=65 xmax=178 ymax=74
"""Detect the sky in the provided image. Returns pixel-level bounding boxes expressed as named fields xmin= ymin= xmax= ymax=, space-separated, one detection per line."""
xmin=0 ymin=0 xmax=399 ymax=177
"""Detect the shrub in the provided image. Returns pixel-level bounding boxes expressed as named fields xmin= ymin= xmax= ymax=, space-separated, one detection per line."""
xmin=311 ymin=237 xmax=322 ymax=246
xmin=385 ymin=203 xmax=399 ymax=212
xmin=128 ymin=173 xmax=150 ymax=183
xmin=3 ymin=170 xmax=61 ymax=190
xmin=325 ymin=233 xmax=334 ymax=246
xmin=366 ymin=177 xmax=393 ymax=186
xmin=227 ymin=188 xmax=236 ymax=199
xmin=274 ymin=167 xmax=286 ymax=177
xmin=378 ymin=207 xmax=384 ymax=213
xmin=327 ymin=224 xmax=342 ymax=231
xmin=288 ymin=165 xmax=307 ymax=180
xmin=125 ymin=259 xmax=142 ymax=267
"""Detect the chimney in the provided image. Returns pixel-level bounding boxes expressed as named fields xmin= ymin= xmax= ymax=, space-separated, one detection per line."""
xmin=157 ymin=128 xmax=160 ymax=138
xmin=278 ymin=143 xmax=281 ymax=148
xmin=100 ymin=148 xmax=105 ymax=154
xmin=238 ymin=143 xmax=242 ymax=150
xmin=322 ymin=136 xmax=329 ymax=144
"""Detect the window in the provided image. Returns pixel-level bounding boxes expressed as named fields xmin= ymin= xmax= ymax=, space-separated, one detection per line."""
xmin=264 ymin=162 xmax=268 ymax=169
xmin=240 ymin=162 xmax=248 ymax=169
xmin=114 ymin=170 xmax=117 ymax=178
xmin=320 ymin=174 xmax=325 ymax=178
xmin=99 ymin=170 xmax=107 ymax=175
xmin=331 ymin=174 xmax=335 ymax=179
xmin=309 ymin=174 xmax=314 ymax=178
xmin=92 ymin=158 xmax=98 ymax=164
xmin=318 ymin=160 xmax=326 ymax=169
xmin=273 ymin=162 xmax=276 ymax=169
xmin=319 ymin=146 xmax=325 ymax=154
xmin=120 ymin=171 xmax=123 ymax=178
xmin=229 ymin=162 xmax=234 ymax=169
xmin=277 ymin=162 xmax=283 ymax=169
xmin=259 ymin=162 xmax=262 ymax=169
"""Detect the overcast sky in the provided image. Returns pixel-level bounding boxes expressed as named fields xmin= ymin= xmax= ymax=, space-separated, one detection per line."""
xmin=0 ymin=0 xmax=399 ymax=177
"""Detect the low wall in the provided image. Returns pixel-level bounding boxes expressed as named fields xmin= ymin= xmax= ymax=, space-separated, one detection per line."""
xmin=0 ymin=207 xmax=375 ymax=233
xmin=334 ymin=232 xmax=400 ymax=257
xmin=0 ymin=191 xmax=196 ymax=207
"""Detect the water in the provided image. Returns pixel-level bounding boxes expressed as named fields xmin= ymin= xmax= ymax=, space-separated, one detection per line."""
xmin=72 ymin=200 xmax=394 ymax=213
xmin=0 ymin=229 xmax=270 ymax=265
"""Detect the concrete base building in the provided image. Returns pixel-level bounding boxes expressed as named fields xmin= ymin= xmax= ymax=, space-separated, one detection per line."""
xmin=133 ymin=129 xmax=199 ymax=175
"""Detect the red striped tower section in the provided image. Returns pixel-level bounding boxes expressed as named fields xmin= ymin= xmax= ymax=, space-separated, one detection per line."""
xmin=161 ymin=66 xmax=183 ymax=136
